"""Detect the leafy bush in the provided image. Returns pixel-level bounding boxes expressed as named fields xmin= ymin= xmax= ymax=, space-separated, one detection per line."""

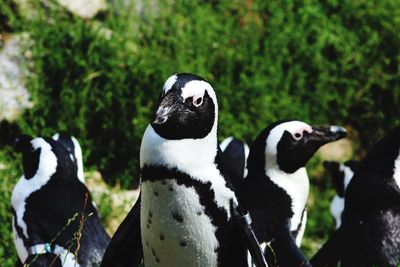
xmin=12 ymin=0 xmax=399 ymax=187
xmin=0 ymin=148 xmax=20 ymax=266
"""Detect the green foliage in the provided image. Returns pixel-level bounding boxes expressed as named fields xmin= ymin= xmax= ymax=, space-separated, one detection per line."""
xmin=0 ymin=149 xmax=20 ymax=266
xmin=0 ymin=0 xmax=20 ymax=32
xmin=14 ymin=0 xmax=399 ymax=187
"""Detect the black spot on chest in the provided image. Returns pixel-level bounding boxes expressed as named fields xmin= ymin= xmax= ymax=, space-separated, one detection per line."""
xmin=141 ymin=165 xmax=247 ymax=266
xmin=171 ymin=211 xmax=184 ymax=223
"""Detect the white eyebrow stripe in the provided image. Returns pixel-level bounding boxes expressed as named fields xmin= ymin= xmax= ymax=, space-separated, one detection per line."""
xmin=180 ymin=80 xmax=209 ymax=99
xmin=163 ymin=74 xmax=178 ymax=93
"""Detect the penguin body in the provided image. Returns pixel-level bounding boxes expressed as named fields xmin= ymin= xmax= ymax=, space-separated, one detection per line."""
xmin=311 ymin=127 xmax=400 ymax=267
xmin=340 ymin=127 xmax=400 ymax=266
xmin=101 ymin=73 xmax=248 ymax=267
xmin=220 ymin=137 xmax=249 ymax=187
xmin=12 ymin=136 xmax=110 ymax=267
xmin=323 ymin=160 xmax=360 ymax=228
xmin=239 ymin=120 xmax=346 ymax=266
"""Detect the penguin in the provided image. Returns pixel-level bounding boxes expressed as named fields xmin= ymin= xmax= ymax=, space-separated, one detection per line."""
xmin=101 ymin=73 xmax=264 ymax=267
xmin=238 ymin=120 xmax=347 ymax=266
xmin=219 ymin=137 xmax=250 ymax=188
xmin=311 ymin=126 xmax=400 ymax=267
xmin=323 ymin=160 xmax=360 ymax=228
xmin=11 ymin=135 xmax=110 ymax=267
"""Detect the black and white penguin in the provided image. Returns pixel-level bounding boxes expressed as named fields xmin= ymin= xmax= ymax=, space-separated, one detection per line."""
xmin=238 ymin=120 xmax=347 ymax=266
xmin=323 ymin=160 xmax=360 ymax=228
xmin=101 ymin=73 xmax=260 ymax=267
xmin=11 ymin=135 xmax=110 ymax=267
xmin=311 ymin=127 xmax=400 ymax=267
xmin=219 ymin=137 xmax=249 ymax=187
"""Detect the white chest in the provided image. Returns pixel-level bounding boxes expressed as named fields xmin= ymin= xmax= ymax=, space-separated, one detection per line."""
xmin=141 ymin=180 xmax=219 ymax=267
xmin=266 ymin=167 xmax=309 ymax=233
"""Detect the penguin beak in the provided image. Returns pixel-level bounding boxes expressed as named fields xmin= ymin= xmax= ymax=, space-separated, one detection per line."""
xmin=307 ymin=125 xmax=347 ymax=145
xmin=153 ymin=92 xmax=182 ymax=125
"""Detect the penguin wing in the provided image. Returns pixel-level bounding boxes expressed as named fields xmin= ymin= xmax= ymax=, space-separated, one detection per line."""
xmin=310 ymin=227 xmax=343 ymax=267
xmin=220 ymin=139 xmax=247 ymax=185
xmin=267 ymin=219 xmax=311 ymax=267
xmin=100 ymin=194 xmax=143 ymax=267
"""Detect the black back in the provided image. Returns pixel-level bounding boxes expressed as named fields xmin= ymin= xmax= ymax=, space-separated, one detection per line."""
xmin=14 ymin=137 xmax=110 ymax=266
xmin=341 ymin=127 xmax=400 ymax=266
xmin=312 ymin=127 xmax=400 ymax=267
xmin=220 ymin=138 xmax=247 ymax=189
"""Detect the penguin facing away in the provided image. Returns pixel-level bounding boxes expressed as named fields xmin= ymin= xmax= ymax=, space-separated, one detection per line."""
xmin=323 ymin=160 xmax=360 ymax=228
xmin=52 ymin=133 xmax=85 ymax=183
xmin=220 ymin=137 xmax=250 ymax=188
xmin=101 ymin=73 xmax=266 ymax=267
xmin=238 ymin=120 xmax=347 ymax=266
xmin=12 ymin=135 xmax=110 ymax=267
xmin=311 ymin=126 xmax=400 ymax=267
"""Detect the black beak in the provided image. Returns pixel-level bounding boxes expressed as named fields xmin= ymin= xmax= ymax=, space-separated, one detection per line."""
xmin=153 ymin=92 xmax=182 ymax=125
xmin=307 ymin=125 xmax=347 ymax=145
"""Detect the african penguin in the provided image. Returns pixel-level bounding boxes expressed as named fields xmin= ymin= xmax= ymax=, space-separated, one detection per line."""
xmin=311 ymin=126 xmax=400 ymax=267
xmin=101 ymin=73 xmax=250 ymax=267
xmin=219 ymin=137 xmax=250 ymax=188
xmin=238 ymin=120 xmax=347 ymax=266
xmin=323 ymin=160 xmax=360 ymax=228
xmin=11 ymin=135 xmax=110 ymax=267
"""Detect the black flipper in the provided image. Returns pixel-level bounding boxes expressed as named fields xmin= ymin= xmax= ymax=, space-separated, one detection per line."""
xmin=100 ymin=195 xmax=142 ymax=267
xmin=267 ymin=219 xmax=311 ymax=267
xmin=310 ymin=228 xmax=343 ymax=267
xmin=232 ymin=203 xmax=268 ymax=267
xmin=221 ymin=138 xmax=247 ymax=188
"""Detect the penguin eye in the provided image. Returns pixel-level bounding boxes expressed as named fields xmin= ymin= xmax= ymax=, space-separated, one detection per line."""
xmin=193 ymin=96 xmax=203 ymax=107
xmin=294 ymin=133 xmax=302 ymax=140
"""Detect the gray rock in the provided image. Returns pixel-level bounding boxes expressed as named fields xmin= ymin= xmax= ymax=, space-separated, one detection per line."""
xmin=0 ymin=34 xmax=33 ymax=122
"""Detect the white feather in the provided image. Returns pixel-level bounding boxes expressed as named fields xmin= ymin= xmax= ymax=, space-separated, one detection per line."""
xmin=141 ymin=180 xmax=219 ymax=267
xmin=393 ymin=150 xmax=400 ymax=189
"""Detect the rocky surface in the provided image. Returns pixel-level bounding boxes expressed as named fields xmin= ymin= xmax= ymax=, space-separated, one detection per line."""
xmin=0 ymin=34 xmax=32 ymax=122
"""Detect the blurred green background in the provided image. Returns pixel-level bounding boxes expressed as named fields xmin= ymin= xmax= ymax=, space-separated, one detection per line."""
xmin=0 ymin=0 xmax=399 ymax=266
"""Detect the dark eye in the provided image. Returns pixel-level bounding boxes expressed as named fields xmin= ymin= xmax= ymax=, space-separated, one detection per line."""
xmin=193 ymin=97 xmax=203 ymax=107
xmin=294 ymin=133 xmax=302 ymax=139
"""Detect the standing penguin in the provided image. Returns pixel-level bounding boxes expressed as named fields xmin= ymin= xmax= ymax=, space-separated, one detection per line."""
xmin=311 ymin=127 xmax=400 ymax=267
xmin=12 ymin=135 xmax=110 ymax=267
xmin=238 ymin=120 xmax=347 ymax=266
xmin=323 ymin=160 xmax=360 ymax=228
xmin=220 ymin=137 xmax=250 ymax=188
xmin=101 ymin=73 xmax=265 ymax=267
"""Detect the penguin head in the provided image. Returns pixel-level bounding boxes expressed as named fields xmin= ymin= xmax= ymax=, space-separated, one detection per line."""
xmin=151 ymin=73 xmax=217 ymax=140
xmin=52 ymin=133 xmax=85 ymax=182
xmin=248 ymin=120 xmax=347 ymax=174
xmin=14 ymin=135 xmax=77 ymax=180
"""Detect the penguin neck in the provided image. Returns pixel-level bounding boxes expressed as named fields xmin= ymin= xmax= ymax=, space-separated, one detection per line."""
xmin=265 ymin=158 xmax=310 ymax=230
xmin=140 ymin=124 xmax=218 ymax=179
